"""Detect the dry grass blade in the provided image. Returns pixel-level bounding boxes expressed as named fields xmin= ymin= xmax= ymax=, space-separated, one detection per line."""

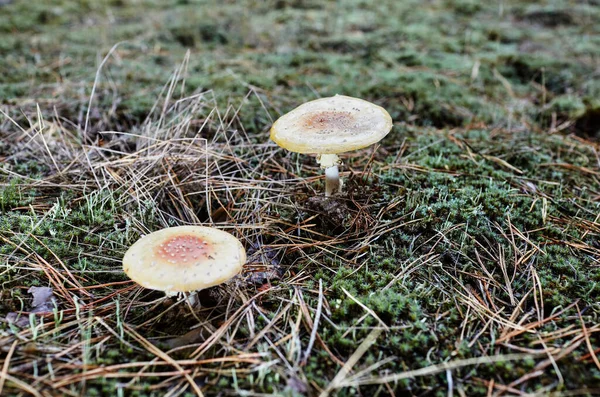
xmin=576 ymin=304 xmax=600 ymax=371
xmin=0 ymin=340 xmax=18 ymax=396
xmin=123 ymin=325 xmax=204 ymax=397
xmin=338 ymin=353 xmax=541 ymax=387
xmin=191 ymin=288 xmax=274 ymax=359
xmin=302 ymin=279 xmax=324 ymax=366
xmin=1 ymin=374 xmax=42 ymax=397
xmin=319 ymin=328 xmax=383 ymax=397
xmin=297 ymin=288 xmax=346 ymax=368
xmin=341 ymin=288 xmax=389 ymax=331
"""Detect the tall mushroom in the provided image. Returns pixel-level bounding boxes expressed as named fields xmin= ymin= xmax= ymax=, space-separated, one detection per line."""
xmin=270 ymin=95 xmax=392 ymax=196
xmin=123 ymin=226 xmax=246 ymax=303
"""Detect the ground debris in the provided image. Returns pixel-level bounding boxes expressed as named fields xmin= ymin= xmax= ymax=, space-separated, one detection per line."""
xmin=305 ymin=195 xmax=352 ymax=230
xmin=5 ymin=287 xmax=56 ymax=327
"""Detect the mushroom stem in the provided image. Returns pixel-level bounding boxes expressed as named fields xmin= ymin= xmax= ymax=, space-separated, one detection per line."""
xmin=317 ymin=154 xmax=341 ymax=196
xmin=325 ymin=165 xmax=340 ymax=197
xmin=187 ymin=291 xmax=198 ymax=307
xmin=171 ymin=291 xmax=199 ymax=308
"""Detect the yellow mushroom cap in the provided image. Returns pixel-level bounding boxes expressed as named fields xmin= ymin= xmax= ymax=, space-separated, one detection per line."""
xmin=123 ymin=226 xmax=246 ymax=293
xmin=270 ymin=95 xmax=393 ymax=154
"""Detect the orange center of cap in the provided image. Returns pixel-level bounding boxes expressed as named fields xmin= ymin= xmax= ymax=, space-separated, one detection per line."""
xmin=155 ymin=235 xmax=214 ymax=266
xmin=302 ymin=110 xmax=354 ymax=132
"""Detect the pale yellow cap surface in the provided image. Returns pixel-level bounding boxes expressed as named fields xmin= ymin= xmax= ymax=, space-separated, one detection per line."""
xmin=123 ymin=226 xmax=246 ymax=293
xmin=270 ymin=95 xmax=393 ymax=154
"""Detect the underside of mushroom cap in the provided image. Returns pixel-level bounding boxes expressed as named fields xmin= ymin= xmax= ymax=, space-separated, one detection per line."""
xmin=270 ymin=95 xmax=393 ymax=154
xmin=123 ymin=226 xmax=246 ymax=293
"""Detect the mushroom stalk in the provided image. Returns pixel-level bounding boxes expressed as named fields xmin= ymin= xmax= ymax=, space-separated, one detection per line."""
xmin=184 ymin=291 xmax=198 ymax=307
xmin=325 ymin=165 xmax=340 ymax=197
xmin=317 ymin=154 xmax=341 ymax=196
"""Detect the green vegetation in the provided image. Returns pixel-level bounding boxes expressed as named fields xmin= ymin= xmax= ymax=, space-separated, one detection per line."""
xmin=1 ymin=0 xmax=599 ymax=395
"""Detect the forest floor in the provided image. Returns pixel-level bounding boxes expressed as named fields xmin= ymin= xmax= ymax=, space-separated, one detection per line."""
xmin=1 ymin=0 xmax=599 ymax=396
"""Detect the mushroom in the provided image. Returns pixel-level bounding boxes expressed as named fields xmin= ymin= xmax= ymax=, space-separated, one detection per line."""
xmin=123 ymin=226 xmax=246 ymax=304
xmin=270 ymin=95 xmax=392 ymax=196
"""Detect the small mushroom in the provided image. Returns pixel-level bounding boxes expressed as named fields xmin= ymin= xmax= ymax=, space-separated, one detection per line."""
xmin=123 ymin=226 xmax=246 ymax=303
xmin=270 ymin=95 xmax=392 ymax=196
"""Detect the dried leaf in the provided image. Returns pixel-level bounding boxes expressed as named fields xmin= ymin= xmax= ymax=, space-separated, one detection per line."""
xmin=5 ymin=287 xmax=56 ymax=328
xmin=28 ymin=286 xmax=55 ymax=313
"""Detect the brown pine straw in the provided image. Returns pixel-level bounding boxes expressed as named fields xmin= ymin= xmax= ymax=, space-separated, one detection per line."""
xmin=0 ymin=340 xmax=18 ymax=396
